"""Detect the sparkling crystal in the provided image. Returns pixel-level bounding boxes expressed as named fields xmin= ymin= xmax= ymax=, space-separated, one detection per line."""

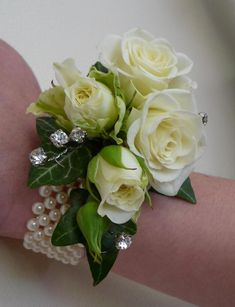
xmin=199 ymin=112 xmax=208 ymax=126
xmin=115 ymin=233 xmax=132 ymax=250
xmin=50 ymin=129 xmax=69 ymax=147
xmin=69 ymin=127 xmax=87 ymax=143
xmin=29 ymin=147 xmax=47 ymax=166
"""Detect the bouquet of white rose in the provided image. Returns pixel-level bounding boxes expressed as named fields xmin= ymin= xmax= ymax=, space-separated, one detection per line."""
xmin=26 ymin=28 xmax=206 ymax=285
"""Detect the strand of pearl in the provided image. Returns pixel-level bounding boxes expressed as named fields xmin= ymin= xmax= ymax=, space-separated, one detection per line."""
xmin=23 ymin=184 xmax=85 ymax=265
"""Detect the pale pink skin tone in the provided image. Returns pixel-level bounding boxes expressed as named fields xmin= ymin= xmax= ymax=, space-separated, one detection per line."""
xmin=0 ymin=40 xmax=235 ymax=307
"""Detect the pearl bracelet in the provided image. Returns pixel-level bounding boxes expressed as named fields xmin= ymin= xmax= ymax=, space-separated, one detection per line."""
xmin=23 ymin=183 xmax=85 ymax=265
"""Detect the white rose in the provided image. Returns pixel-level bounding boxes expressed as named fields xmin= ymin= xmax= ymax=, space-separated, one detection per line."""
xmin=88 ymin=145 xmax=147 ymax=224
xmin=99 ymin=28 xmax=193 ymax=108
xmin=127 ymin=89 xmax=206 ymax=196
xmin=53 ymin=59 xmax=118 ymax=136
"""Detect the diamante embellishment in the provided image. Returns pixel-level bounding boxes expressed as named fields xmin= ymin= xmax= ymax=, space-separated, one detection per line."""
xmin=29 ymin=147 xmax=47 ymax=166
xmin=70 ymin=127 xmax=87 ymax=143
xmin=50 ymin=129 xmax=69 ymax=147
xmin=115 ymin=233 xmax=132 ymax=250
xmin=199 ymin=112 xmax=208 ymax=126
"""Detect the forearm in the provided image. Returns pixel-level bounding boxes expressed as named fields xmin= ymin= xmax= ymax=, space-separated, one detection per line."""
xmin=113 ymin=173 xmax=235 ymax=307
xmin=0 ymin=39 xmax=41 ymax=238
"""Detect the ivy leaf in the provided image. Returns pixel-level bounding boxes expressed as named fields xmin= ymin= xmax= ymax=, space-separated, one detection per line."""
xmin=51 ymin=189 xmax=89 ymax=246
xmin=177 ymin=177 xmax=197 ymax=204
xmin=87 ymin=219 xmax=137 ymax=286
xmin=28 ymin=146 xmax=91 ymax=188
xmin=87 ymin=246 xmax=118 ymax=286
xmin=92 ymin=61 xmax=109 ymax=73
xmin=36 ymin=116 xmax=68 ymax=143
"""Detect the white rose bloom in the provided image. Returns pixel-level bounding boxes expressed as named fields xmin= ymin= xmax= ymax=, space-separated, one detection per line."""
xmin=99 ymin=28 xmax=193 ymax=107
xmin=53 ymin=59 xmax=118 ymax=136
xmin=88 ymin=146 xmax=147 ymax=224
xmin=127 ymin=89 xmax=206 ymax=196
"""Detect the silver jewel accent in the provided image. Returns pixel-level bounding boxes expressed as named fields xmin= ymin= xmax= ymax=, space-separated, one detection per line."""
xmin=29 ymin=147 xmax=47 ymax=166
xmin=70 ymin=127 xmax=87 ymax=143
xmin=199 ymin=112 xmax=208 ymax=126
xmin=50 ymin=129 xmax=69 ymax=148
xmin=115 ymin=233 xmax=132 ymax=250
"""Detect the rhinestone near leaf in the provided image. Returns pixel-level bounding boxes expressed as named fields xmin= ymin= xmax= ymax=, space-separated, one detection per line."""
xmin=70 ymin=127 xmax=87 ymax=143
xmin=29 ymin=147 xmax=47 ymax=166
xmin=115 ymin=233 xmax=132 ymax=250
xmin=50 ymin=129 xmax=69 ymax=147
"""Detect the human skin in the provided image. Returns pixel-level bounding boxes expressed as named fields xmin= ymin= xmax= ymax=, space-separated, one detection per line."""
xmin=0 ymin=40 xmax=235 ymax=307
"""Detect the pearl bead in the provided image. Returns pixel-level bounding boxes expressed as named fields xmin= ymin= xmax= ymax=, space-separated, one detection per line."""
xmin=72 ymin=250 xmax=83 ymax=258
xmin=23 ymin=241 xmax=32 ymax=250
xmin=62 ymin=258 xmax=70 ymax=264
xmin=66 ymin=183 xmax=75 ymax=188
xmin=55 ymin=247 xmax=64 ymax=254
xmin=44 ymin=224 xmax=54 ymax=237
xmin=40 ymin=239 xmax=50 ymax=247
xmin=56 ymin=192 xmax=68 ymax=204
xmin=24 ymin=232 xmax=34 ymax=243
xmin=39 ymin=185 xmax=52 ymax=197
xmin=70 ymin=258 xmax=79 ymax=265
xmin=33 ymin=230 xmax=45 ymax=241
xmin=52 ymin=185 xmax=63 ymax=192
xmin=49 ymin=209 xmax=61 ymax=222
xmin=27 ymin=218 xmax=39 ymax=231
xmin=44 ymin=197 xmax=56 ymax=209
xmin=60 ymin=204 xmax=69 ymax=215
xmin=65 ymin=246 xmax=74 ymax=252
xmin=47 ymin=252 xmax=57 ymax=258
xmin=32 ymin=246 xmax=40 ymax=253
xmin=38 ymin=214 xmax=50 ymax=227
xmin=32 ymin=202 xmax=45 ymax=215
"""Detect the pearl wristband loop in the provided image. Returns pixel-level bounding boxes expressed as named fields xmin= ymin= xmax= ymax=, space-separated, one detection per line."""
xmin=23 ymin=183 xmax=85 ymax=265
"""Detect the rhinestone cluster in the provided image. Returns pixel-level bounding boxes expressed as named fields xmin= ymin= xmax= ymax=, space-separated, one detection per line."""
xmin=29 ymin=127 xmax=87 ymax=167
xmin=50 ymin=129 xmax=69 ymax=148
xmin=23 ymin=182 xmax=85 ymax=265
xmin=69 ymin=127 xmax=87 ymax=143
xmin=29 ymin=147 xmax=47 ymax=166
xmin=115 ymin=232 xmax=132 ymax=250
xmin=199 ymin=112 xmax=208 ymax=126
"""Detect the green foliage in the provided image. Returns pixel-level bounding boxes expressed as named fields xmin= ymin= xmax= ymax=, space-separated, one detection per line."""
xmin=89 ymin=62 xmax=126 ymax=144
xmin=77 ymin=200 xmax=110 ymax=263
xmin=177 ymin=177 xmax=197 ymax=204
xmin=28 ymin=117 xmax=92 ymax=188
xmin=26 ymin=87 xmax=72 ymax=131
xmin=99 ymin=145 xmax=135 ymax=170
xmin=87 ymin=219 xmax=137 ymax=286
xmin=51 ymin=189 xmax=89 ymax=246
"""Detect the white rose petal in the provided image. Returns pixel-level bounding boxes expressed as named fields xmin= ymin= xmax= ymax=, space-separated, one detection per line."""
xmin=88 ymin=146 xmax=147 ymax=224
xmin=127 ymin=90 xmax=206 ymax=196
xmin=99 ymin=28 xmax=194 ymax=107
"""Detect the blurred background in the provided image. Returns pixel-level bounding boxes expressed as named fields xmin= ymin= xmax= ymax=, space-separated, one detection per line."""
xmin=0 ymin=0 xmax=234 ymax=306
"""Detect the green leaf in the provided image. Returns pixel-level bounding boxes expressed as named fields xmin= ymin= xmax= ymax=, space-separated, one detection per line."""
xmin=51 ymin=189 xmax=89 ymax=246
xmin=99 ymin=145 xmax=136 ymax=170
xmin=28 ymin=146 xmax=92 ymax=188
xmin=77 ymin=200 xmax=110 ymax=263
xmin=27 ymin=88 xmax=72 ymax=131
xmin=87 ymin=246 xmax=118 ymax=286
xmin=89 ymin=63 xmax=126 ymax=144
xmin=93 ymin=61 xmax=109 ymax=73
xmin=36 ymin=116 xmax=68 ymax=143
xmin=177 ymin=177 xmax=197 ymax=204
xmin=87 ymin=219 xmax=137 ymax=286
